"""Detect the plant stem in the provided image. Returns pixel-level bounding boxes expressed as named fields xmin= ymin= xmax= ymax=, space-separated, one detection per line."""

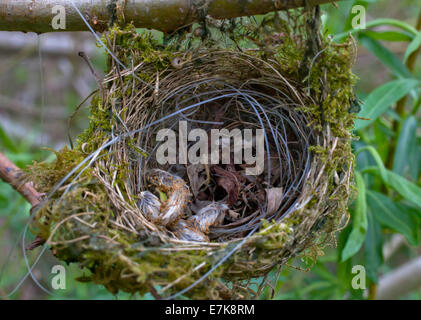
xmin=368 ymin=283 xmax=377 ymax=300
xmin=412 ymin=95 xmax=421 ymax=115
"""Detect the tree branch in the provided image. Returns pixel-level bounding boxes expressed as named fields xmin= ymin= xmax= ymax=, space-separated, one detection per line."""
xmin=377 ymin=256 xmax=421 ymax=300
xmin=0 ymin=151 xmax=43 ymax=207
xmin=0 ymin=0 xmax=339 ymax=34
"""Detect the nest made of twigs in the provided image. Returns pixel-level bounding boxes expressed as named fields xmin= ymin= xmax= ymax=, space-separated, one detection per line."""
xmin=27 ymin=14 xmax=356 ymax=299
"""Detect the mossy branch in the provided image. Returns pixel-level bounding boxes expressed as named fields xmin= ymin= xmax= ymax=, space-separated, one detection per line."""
xmin=0 ymin=152 xmax=43 ymax=207
xmin=0 ymin=0 xmax=340 ymax=34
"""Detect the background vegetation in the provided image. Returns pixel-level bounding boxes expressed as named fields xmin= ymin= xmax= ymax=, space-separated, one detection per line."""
xmin=0 ymin=0 xmax=421 ymax=299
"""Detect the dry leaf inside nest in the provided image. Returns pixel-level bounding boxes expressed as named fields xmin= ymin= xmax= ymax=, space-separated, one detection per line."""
xmin=265 ymin=187 xmax=284 ymax=215
xmin=211 ymin=165 xmax=241 ymax=206
xmin=186 ymin=164 xmax=207 ymax=197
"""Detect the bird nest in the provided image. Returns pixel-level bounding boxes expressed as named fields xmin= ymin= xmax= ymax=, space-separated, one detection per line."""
xmin=26 ymin=12 xmax=356 ymax=299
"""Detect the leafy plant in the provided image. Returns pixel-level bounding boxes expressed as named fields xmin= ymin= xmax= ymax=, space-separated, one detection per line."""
xmin=263 ymin=0 xmax=421 ymax=300
xmin=318 ymin=0 xmax=421 ymax=299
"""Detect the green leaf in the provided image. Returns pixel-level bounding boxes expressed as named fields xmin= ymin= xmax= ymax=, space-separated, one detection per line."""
xmin=157 ymin=190 xmax=167 ymax=202
xmin=0 ymin=185 xmax=10 ymax=209
xmin=312 ymin=263 xmax=340 ymax=283
xmin=337 ymin=222 xmax=353 ymax=286
xmin=341 ymin=172 xmax=367 ymax=261
xmin=359 ymin=34 xmax=411 ymax=78
xmin=364 ymin=208 xmax=383 ymax=282
xmin=354 ymin=79 xmax=420 ymax=130
xmin=367 ymin=191 xmax=420 ymax=245
xmin=393 ymin=116 xmax=418 ymax=179
xmin=297 ymin=281 xmax=333 ymax=296
xmin=398 ymin=202 xmax=421 ymax=220
xmin=364 ymin=164 xmax=421 ymax=209
xmin=362 ymin=18 xmax=417 ymax=36
xmin=361 ymin=30 xmax=413 ymax=42
xmin=337 ymin=0 xmax=359 ymax=33
xmin=404 ymin=31 xmax=421 ymax=62
xmin=373 ymin=121 xmax=390 ymax=159
xmin=386 ymin=170 xmax=421 ymax=209
xmin=333 ymin=18 xmax=418 ymax=42
xmin=355 ymin=146 xmax=388 ymax=183
xmin=0 ymin=124 xmax=18 ymax=153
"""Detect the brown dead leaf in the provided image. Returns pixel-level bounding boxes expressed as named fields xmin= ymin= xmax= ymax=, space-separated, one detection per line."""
xmin=265 ymin=187 xmax=283 ymax=215
xmin=187 ymin=164 xmax=206 ymax=197
xmin=211 ymin=165 xmax=239 ymax=206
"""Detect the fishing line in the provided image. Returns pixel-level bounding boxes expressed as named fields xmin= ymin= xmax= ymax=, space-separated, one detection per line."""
xmin=68 ymin=0 xmax=152 ymax=89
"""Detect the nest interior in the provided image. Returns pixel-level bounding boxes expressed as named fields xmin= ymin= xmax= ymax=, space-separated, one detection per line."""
xmin=27 ymin=11 xmax=357 ymax=299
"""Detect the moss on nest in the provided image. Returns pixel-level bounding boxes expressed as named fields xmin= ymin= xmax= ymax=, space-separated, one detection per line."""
xmin=26 ymin=10 xmax=357 ymax=299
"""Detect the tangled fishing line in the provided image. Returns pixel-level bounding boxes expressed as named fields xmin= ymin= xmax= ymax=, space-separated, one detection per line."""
xmin=21 ymin=6 xmax=357 ymax=299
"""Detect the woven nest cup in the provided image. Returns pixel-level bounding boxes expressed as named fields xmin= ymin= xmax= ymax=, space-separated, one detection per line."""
xmin=28 ymin=20 xmax=356 ymax=299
